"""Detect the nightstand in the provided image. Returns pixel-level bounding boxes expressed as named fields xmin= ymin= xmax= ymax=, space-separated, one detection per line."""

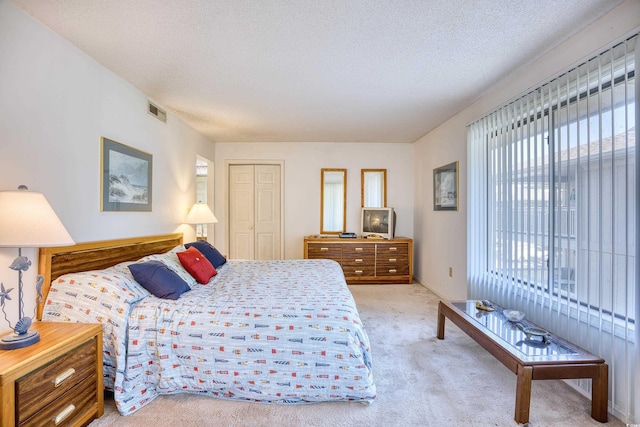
xmin=0 ymin=322 xmax=103 ymax=427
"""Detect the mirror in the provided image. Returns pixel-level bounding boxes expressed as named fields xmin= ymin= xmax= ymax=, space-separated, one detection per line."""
xmin=361 ymin=169 xmax=387 ymax=207
xmin=321 ymin=168 xmax=346 ymax=234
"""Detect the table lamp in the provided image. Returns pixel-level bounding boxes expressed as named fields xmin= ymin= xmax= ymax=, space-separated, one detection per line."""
xmin=0 ymin=186 xmax=75 ymax=350
xmin=185 ymin=202 xmax=218 ymax=241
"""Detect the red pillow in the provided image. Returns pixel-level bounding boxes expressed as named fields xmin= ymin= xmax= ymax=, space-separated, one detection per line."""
xmin=177 ymin=246 xmax=217 ymax=284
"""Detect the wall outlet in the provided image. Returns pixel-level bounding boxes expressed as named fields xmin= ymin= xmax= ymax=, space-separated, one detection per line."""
xmin=448 ymin=267 xmax=453 ymax=277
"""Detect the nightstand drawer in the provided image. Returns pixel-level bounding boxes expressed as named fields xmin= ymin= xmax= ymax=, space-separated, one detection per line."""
xmin=19 ymin=375 xmax=97 ymax=427
xmin=0 ymin=322 xmax=103 ymax=427
xmin=16 ymin=339 xmax=96 ymax=423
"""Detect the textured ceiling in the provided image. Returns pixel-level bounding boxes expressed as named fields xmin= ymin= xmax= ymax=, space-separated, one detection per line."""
xmin=11 ymin=0 xmax=623 ymax=143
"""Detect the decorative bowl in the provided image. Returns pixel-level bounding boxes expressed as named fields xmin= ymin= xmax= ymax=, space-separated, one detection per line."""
xmin=503 ymin=309 xmax=525 ymax=322
xmin=516 ymin=323 xmax=551 ymax=344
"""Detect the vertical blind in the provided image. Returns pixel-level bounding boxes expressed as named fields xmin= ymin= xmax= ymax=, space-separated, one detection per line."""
xmin=467 ymin=34 xmax=638 ymax=422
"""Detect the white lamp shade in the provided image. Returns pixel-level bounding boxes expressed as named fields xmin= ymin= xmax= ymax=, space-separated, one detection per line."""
xmin=185 ymin=203 xmax=218 ymax=225
xmin=0 ymin=188 xmax=75 ymax=247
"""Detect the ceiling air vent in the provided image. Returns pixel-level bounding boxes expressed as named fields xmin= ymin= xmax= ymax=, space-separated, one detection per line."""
xmin=148 ymin=101 xmax=167 ymax=123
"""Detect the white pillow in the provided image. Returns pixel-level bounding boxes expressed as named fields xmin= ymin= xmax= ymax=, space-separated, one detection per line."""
xmin=136 ymin=245 xmax=199 ymax=288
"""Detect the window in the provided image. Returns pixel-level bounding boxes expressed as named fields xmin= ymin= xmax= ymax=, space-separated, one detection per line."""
xmin=468 ymin=35 xmax=637 ymax=421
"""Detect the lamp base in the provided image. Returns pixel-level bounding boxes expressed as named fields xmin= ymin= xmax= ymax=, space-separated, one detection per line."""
xmin=0 ymin=330 xmax=40 ymax=350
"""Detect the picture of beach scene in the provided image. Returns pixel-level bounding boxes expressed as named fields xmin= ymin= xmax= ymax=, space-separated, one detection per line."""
xmin=108 ymin=150 xmax=149 ymax=204
xmin=101 ymin=137 xmax=152 ymax=211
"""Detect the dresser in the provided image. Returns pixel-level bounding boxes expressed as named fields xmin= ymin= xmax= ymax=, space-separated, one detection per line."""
xmin=0 ymin=322 xmax=103 ymax=427
xmin=304 ymin=236 xmax=413 ymax=284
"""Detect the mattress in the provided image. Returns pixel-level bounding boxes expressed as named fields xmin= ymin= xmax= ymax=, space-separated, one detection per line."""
xmin=43 ymin=253 xmax=376 ymax=415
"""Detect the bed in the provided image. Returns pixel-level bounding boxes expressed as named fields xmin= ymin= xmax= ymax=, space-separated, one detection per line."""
xmin=37 ymin=234 xmax=376 ymax=415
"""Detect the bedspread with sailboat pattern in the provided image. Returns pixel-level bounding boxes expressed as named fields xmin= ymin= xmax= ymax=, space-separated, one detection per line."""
xmin=42 ymin=255 xmax=376 ymax=415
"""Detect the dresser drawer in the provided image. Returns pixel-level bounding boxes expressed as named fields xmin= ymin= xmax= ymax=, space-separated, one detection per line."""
xmin=341 ymin=255 xmax=376 ymax=268
xmin=376 ymin=252 xmax=408 ymax=264
xmin=342 ymin=244 xmax=375 ymax=258
xmin=307 ymin=243 xmax=342 ymax=262
xmin=16 ymin=339 xmax=97 ymax=423
xmin=376 ymin=243 xmax=409 ymax=257
xmin=376 ymin=262 xmax=410 ymax=276
xmin=341 ymin=244 xmax=375 ymax=266
xmin=342 ymin=265 xmax=376 ymax=279
xmin=19 ymin=375 xmax=97 ymax=427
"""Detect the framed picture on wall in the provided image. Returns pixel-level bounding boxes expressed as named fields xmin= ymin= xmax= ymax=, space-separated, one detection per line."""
xmin=101 ymin=137 xmax=153 ymax=212
xmin=433 ymin=161 xmax=458 ymax=211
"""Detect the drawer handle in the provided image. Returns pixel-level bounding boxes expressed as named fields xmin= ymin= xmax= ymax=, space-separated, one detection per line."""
xmin=354 ymin=270 xmax=363 ymax=275
xmin=355 ymin=259 xmax=363 ymax=263
xmin=320 ymin=247 xmax=329 ymax=251
xmin=388 ymin=269 xmax=397 ymax=273
xmin=54 ymin=404 xmax=76 ymax=425
xmin=389 ymin=258 xmax=397 ymax=262
xmin=389 ymin=247 xmax=397 ymax=251
xmin=354 ymin=247 xmax=363 ymax=251
xmin=54 ymin=368 xmax=76 ymax=387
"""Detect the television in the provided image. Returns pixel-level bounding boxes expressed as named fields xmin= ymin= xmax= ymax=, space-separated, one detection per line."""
xmin=360 ymin=207 xmax=395 ymax=239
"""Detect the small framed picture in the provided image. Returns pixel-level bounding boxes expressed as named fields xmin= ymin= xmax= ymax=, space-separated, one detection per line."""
xmin=101 ymin=137 xmax=152 ymax=212
xmin=433 ymin=161 xmax=458 ymax=211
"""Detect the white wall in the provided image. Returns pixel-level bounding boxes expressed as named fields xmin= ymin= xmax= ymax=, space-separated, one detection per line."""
xmin=413 ymin=0 xmax=640 ymax=301
xmin=0 ymin=1 xmax=214 ymax=325
xmin=214 ymin=142 xmax=414 ymax=259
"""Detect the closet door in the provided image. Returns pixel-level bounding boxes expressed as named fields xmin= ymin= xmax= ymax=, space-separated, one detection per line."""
xmin=254 ymin=165 xmax=281 ymax=260
xmin=229 ymin=164 xmax=281 ymax=260
xmin=229 ymin=165 xmax=254 ymax=259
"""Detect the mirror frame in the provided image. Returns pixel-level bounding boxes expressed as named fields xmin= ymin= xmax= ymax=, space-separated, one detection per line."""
xmin=320 ymin=168 xmax=347 ymax=234
xmin=361 ymin=169 xmax=387 ymax=207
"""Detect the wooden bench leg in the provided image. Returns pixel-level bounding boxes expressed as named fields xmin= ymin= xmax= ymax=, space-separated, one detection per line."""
xmin=591 ymin=364 xmax=608 ymax=422
xmin=515 ymin=365 xmax=533 ymax=424
xmin=437 ymin=301 xmax=445 ymax=339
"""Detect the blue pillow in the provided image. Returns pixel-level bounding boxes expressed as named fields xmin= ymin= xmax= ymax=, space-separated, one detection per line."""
xmin=185 ymin=241 xmax=227 ymax=269
xmin=128 ymin=260 xmax=190 ymax=300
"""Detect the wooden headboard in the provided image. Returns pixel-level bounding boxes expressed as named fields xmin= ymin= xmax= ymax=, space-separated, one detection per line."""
xmin=37 ymin=233 xmax=183 ymax=319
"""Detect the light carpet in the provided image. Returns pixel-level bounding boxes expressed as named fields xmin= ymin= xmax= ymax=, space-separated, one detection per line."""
xmin=89 ymin=283 xmax=623 ymax=426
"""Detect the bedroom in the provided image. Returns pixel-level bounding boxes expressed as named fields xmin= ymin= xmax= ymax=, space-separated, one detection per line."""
xmin=0 ymin=0 xmax=638 ymax=425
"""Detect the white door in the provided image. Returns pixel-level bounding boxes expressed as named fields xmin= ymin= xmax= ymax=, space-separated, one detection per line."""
xmin=229 ymin=165 xmax=254 ymax=259
xmin=254 ymin=165 xmax=281 ymax=260
xmin=229 ymin=164 xmax=281 ymax=260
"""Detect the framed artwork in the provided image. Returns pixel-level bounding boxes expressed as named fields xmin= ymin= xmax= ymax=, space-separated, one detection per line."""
xmin=101 ymin=137 xmax=152 ymax=211
xmin=433 ymin=161 xmax=458 ymax=211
